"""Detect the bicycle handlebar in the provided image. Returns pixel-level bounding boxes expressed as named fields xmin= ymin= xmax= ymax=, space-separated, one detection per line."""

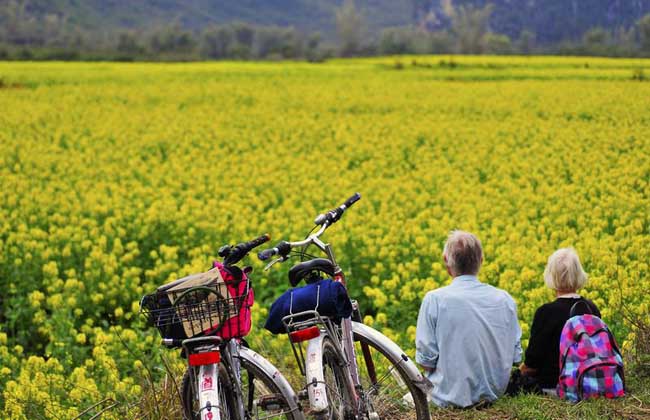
xmin=223 ymin=233 xmax=271 ymax=266
xmin=258 ymin=193 xmax=361 ymax=262
xmin=344 ymin=192 xmax=362 ymax=208
xmin=314 ymin=192 xmax=361 ymax=226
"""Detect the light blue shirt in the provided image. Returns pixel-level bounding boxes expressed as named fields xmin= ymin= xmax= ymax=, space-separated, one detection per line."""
xmin=415 ymin=275 xmax=522 ymax=407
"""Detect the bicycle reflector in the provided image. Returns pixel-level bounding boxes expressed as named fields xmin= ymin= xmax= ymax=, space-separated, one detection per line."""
xmin=188 ymin=351 xmax=221 ymax=366
xmin=289 ymin=326 xmax=321 ymax=343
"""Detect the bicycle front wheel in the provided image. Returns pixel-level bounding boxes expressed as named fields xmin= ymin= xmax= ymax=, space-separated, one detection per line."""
xmin=352 ymin=326 xmax=430 ymax=420
xmin=239 ymin=351 xmax=305 ymax=420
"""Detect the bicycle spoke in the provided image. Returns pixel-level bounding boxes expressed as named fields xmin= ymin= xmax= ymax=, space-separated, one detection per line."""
xmin=240 ymin=363 xmax=298 ymax=420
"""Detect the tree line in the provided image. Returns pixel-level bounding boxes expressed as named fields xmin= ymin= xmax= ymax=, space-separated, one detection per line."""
xmin=2 ymin=1 xmax=650 ymax=61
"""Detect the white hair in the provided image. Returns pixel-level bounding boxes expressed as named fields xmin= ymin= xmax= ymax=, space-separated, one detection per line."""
xmin=543 ymin=248 xmax=588 ymax=292
xmin=443 ymin=230 xmax=483 ymax=276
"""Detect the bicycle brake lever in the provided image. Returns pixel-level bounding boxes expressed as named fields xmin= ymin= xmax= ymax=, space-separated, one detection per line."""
xmin=264 ymin=256 xmax=287 ymax=271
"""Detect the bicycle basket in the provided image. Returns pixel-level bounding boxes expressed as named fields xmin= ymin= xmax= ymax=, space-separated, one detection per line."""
xmin=141 ymin=265 xmax=252 ymax=342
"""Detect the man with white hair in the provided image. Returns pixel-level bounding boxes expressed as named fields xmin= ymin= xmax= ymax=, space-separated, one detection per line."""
xmin=415 ymin=230 xmax=522 ymax=407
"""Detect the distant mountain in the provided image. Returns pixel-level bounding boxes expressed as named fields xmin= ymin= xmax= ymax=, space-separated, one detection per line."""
xmin=416 ymin=0 xmax=650 ymax=43
xmin=3 ymin=0 xmax=413 ymax=39
xmin=3 ymin=0 xmax=650 ymax=43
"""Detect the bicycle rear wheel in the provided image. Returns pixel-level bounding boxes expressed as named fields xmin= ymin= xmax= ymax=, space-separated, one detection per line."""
xmin=319 ymin=338 xmax=356 ymax=420
xmin=352 ymin=331 xmax=429 ymax=420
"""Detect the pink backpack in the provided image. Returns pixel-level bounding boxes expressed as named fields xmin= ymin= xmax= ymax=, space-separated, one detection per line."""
xmin=557 ymin=305 xmax=625 ymax=402
xmin=212 ymin=261 xmax=254 ymax=339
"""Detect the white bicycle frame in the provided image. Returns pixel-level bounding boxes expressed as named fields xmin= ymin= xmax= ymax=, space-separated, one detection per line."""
xmin=305 ymin=334 xmax=328 ymax=412
xmin=198 ymin=362 xmax=221 ymax=420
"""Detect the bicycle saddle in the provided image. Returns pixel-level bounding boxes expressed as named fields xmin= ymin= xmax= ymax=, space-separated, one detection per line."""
xmin=289 ymin=258 xmax=336 ymax=287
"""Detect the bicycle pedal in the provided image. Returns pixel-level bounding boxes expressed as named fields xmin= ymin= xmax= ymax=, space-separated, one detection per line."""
xmin=256 ymin=394 xmax=286 ymax=411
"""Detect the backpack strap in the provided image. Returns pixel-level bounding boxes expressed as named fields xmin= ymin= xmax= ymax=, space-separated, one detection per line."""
xmin=607 ymin=329 xmax=626 ymax=392
xmin=570 ymin=300 xmax=593 ymax=317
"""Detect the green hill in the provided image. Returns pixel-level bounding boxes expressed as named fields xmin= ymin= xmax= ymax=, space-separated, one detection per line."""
xmin=2 ymin=0 xmax=650 ymax=45
xmin=1 ymin=0 xmax=413 ymax=39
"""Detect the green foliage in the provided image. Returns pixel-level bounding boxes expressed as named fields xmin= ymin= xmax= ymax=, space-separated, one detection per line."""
xmin=484 ymin=32 xmax=513 ymax=55
xmin=450 ymin=4 xmax=494 ymax=54
xmin=517 ymin=30 xmax=536 ymax=55
xmin=632 ymin=68 xmax=647 ymax=81
xmin=379 ymin=27 xmax=419 ymax=55
xmin=336 ymin=0 xmax=365 ymax=57
xmin=639 ymin=14 xmax=650 ymax=54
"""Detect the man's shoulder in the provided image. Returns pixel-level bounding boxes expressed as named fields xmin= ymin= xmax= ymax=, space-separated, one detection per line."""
xmin=479 ymin=282 xmax=515 ymax=300
xmin=425 ymin=284 xmax=455 ymax=299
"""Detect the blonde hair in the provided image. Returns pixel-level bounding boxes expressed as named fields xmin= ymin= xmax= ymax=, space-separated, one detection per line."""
xmin=544 ymin=248 xmax=588 ymax=291
xmin=443 ymin=230 xmax=483 ymax=276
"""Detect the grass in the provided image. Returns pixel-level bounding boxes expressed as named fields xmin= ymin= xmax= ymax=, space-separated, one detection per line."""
xmin=133 ymin=365 xmax=650 ymax=419
xmin=428 ymin=373 xmax=650 ymax=420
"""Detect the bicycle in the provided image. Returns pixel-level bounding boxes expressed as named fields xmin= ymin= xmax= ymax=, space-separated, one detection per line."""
xmin=140 ymin=234 xmax=305 ymax=420
xmin=258 ymin=194 xmax=431 ymax=420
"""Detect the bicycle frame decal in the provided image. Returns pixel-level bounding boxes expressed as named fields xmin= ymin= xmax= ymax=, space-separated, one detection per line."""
xmin=305 ymin=334 xmax=328 ymax=413
xmin=201 ymin=374 xmax=214 ymax=391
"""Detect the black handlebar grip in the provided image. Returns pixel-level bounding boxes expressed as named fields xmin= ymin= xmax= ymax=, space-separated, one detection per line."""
xmin=246 ymin=233 xmax=271 ymax=250
xmin=258 ymin=248 xmax=278 ymax=261
xmin=343 ymin=192 xmax=361 ymax=209
xmin=276 ymin=241 xmax=292 ymax=255
xmin=258 ymin=241 xmax=291 ymax=261
xmin=224 ymin=233 xmax=271 ymax=266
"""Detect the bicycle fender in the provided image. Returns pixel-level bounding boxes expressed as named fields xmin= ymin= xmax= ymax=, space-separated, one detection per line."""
xmin=238 ymin=347 xmax=305 ymax=418
xmin=305 ymin=335 xmax=329 ymax=413
xmin=351 ymin=321 xmax=433 ymax=395
xmin=198 ymin=364 xmax=221 ymax=420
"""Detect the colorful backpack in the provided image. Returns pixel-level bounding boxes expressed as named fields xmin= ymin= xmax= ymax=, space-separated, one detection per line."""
xmin=557 ymin=302 xmax=625 ymax=402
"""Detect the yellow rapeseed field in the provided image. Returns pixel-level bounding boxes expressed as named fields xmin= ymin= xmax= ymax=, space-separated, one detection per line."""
xmin=1 ymin=56 xmax=649 ymax=418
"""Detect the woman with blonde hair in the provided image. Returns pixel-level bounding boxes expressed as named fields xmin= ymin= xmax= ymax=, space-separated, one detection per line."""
xmin=519 ymin=248 xmax=600 ymax=393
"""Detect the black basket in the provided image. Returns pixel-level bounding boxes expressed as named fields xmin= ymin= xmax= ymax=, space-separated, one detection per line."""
xmin=140 ymin=279 xmax=250 ymax=341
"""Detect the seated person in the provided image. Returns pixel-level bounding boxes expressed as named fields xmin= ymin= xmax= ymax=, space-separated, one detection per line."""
xmin=520 ymin=248 xmax=600 ymax=393
xmin=416 ymin=230 xmax=522 ymax=407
